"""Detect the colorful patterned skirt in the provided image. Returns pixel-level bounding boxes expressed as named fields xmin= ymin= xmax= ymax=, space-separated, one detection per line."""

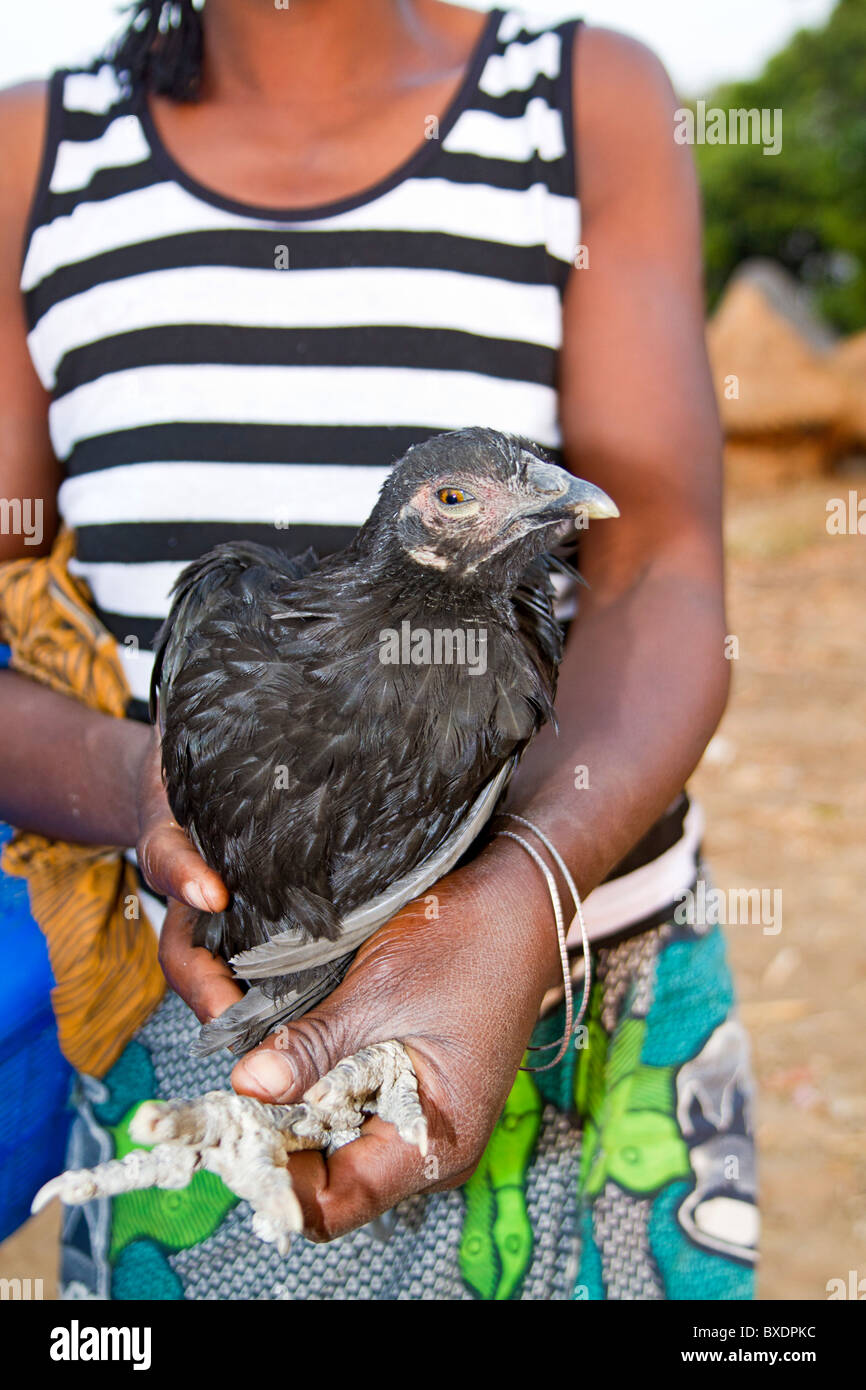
xmin=59 ymin=912 xmax=757 ymax=1300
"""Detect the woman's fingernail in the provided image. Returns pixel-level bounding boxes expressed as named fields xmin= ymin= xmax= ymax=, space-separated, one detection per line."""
xmin=182 ymin=881 xmax=212 ymax=912
xmin=240 ymin=1051 xmax=296 ymax=1101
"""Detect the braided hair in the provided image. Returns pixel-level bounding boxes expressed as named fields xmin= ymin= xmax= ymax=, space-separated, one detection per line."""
xmin=112 ymin=0 xmax=205 ymax=101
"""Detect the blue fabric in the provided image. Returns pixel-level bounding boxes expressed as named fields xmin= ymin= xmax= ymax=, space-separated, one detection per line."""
xmin=0 ymin=797 xmax=73 ymax=1239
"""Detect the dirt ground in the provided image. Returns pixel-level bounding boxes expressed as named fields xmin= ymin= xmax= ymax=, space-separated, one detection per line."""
xmin=690 ymin=468 xmax=865 ymax=1301
xmin=0 ymin=471 xmax=862 ymax=1301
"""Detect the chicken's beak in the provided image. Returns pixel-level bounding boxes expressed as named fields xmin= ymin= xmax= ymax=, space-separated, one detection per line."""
xmin=523 ymin=458 xmax=620 ymax=522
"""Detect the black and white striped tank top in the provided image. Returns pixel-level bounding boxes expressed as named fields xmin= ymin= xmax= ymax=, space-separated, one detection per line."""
xmin=21 ymin=6 xmax=581 ymax=722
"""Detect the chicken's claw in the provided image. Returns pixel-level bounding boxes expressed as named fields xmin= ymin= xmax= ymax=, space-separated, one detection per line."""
xmin=32 ymin=1042 xmax=426 ymax=1250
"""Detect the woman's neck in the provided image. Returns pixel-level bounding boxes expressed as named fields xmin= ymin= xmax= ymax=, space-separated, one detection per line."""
xmin=199 ymin=0 xmax=482 ymax=108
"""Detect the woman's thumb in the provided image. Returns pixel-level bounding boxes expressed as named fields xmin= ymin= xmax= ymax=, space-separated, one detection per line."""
xmin=230 ymin=1001 xmax=352 ymax=1104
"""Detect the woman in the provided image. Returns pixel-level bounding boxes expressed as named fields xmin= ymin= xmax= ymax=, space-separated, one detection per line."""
xmin=0 ymin=0 xmax=756 ymax=1299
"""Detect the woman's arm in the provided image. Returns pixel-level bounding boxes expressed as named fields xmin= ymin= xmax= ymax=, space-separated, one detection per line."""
xmin=0 ymin=84 xmax=58 ymax=565
xmin=0 ymin=85 xmax=139 ymax=845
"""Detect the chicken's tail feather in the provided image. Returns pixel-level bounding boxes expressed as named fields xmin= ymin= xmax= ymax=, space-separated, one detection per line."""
xmin=190 ymin=956 xmax=353 ymax=1057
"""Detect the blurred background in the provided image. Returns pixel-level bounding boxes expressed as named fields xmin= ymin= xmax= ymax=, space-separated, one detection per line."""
xmin=0 ymin=0 xmax=862 ymax=1301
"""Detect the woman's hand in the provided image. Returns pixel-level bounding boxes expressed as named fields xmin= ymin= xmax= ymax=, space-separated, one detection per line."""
xmin=159 ymin=833 xmax=561 ymax=1242
xmin=135 ymin=727 xmax=229 ymax=908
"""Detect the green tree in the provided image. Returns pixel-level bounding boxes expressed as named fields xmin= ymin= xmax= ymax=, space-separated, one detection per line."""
xmin=695 ymin=0 xmax=866 ymax=332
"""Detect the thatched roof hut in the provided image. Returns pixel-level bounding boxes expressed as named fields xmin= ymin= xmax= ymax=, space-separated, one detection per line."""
xmin=706 ymin=260 xmax=847 ymax=487
xmin=829 ymin=330 xmax=866 ymax=446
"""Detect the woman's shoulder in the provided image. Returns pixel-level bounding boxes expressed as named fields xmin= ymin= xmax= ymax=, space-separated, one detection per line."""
xmin=0 ymin=81 xmax=52 ymax=260
xmin=571 ymin=24 xmax=685 ymax=210
xmin=0 ymin=81 xmax=50 ymax=185
xmin=1 ymin=61 xmax=132 ymax=268
xmin=575 ymin=23 xmax=678 ymax=108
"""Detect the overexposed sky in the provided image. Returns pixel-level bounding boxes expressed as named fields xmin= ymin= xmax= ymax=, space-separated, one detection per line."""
xmin=0 ymin=0 xmax=837 ymax=96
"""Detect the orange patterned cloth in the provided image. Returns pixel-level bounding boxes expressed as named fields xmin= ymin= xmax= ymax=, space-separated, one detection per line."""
xmin=0 ymin=528 xmax=164 ymax=1076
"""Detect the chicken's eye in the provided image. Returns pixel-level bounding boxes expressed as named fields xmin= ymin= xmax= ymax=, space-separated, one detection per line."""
xmin=437 ymin=487 xmax=473 ymax=506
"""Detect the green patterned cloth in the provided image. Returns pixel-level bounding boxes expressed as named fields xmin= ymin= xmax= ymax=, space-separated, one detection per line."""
xmin=59 ymin=912 xmax=757 ymax=1300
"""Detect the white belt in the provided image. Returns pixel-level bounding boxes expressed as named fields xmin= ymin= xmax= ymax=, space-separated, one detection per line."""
xmin=566 ymin=798 xmax=704 ymax=948
xmin=540 ymin=799 xmax=704 ymax=1018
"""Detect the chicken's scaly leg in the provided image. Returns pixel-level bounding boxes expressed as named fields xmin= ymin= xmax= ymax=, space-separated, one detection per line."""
xmin=32 ymin=1043 xmax=426 ymax=1252
xmin=306 ymin=1040 xmax=428 ymax=1154
xmin=32 ymin=1090 xmax=324 ymax=1255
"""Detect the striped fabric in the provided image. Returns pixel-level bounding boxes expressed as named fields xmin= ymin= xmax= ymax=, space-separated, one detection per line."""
xmin=21 ymin=6 xmax=581 ymax=720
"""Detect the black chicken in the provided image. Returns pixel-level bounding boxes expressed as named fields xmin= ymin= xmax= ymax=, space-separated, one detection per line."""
xmin=153 ymin=427 xmax=616 ymax=1064
xmin=34 ymin=428 xmax=617 ymax=1249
